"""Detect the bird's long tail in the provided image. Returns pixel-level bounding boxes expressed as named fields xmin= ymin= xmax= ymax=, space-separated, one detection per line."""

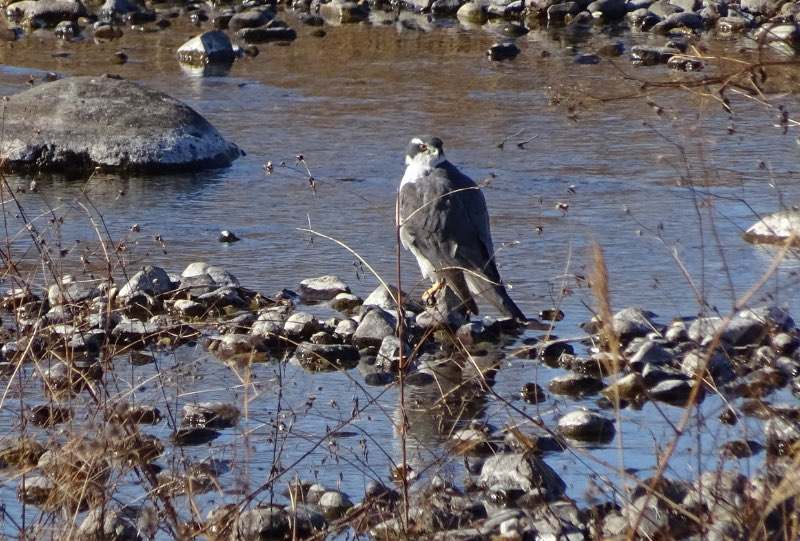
xmin=465 ymin=274 xmax=527 ymax=321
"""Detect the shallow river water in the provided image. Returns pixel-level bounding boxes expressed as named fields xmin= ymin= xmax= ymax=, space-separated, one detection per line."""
xmin=1 ymin=10 xmax=800 ymax=538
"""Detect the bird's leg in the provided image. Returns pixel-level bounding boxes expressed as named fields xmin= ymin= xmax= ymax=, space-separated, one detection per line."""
xmin=422 ymin=279 xmax=446 ymax=306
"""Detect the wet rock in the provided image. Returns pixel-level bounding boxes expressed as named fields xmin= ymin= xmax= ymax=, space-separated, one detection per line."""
xmin=0 ymin=76 xmax=242 ymax=173
xmin=171 ymin=427 xmax=220 ymax=446
xmin=177 ymin=30 xmax=236 ymax=65
xmin=0 ymin=437 xmax=45 ymax=468
xmin=629 ymin=339 xmax=675 ymax=370
xmin=651 ymin=11 xmax=704 ymax=33
xmin=106 ymin=404 xmax=162 ymax=425
xmin=665 ymin=319 xmax=690 ymax=343
xmin=54 ymin=19 xmax=80 ymax=39
xmin=630 ymin=44 xmax=678 ymax=64
xmin=333 ymin=318 xmax=358 ymax=341
xmin=284 ymin=311 xmax=323 ymax=340
xmin=740 ymin=305 xmax=794 ymax=332
xmin=319 ymin=0 xmax=370 ymax=23
xmin=299 ymin=275 xmax=351 ymax=303
xmin=557 ymin=409 xmax=615 ymax=443
xmin=77 ymin=507 xmax=140 ymax=541
xmin=667 ymin=54 xmax=704 ymax=70
xmin=548 ymin=373 xmax=605 ymax=397
xmin=649 ymin=378 xmax=703 ymax=406
xmin=362 ymin=284 xmax=422 ymax=312
xmin=548 ymin=1 xmax=582 ymax=23
xmin=48 ymin=277 xmax=101 ymax=306
xmin=318 ymin=491 xmax=354 ymax=519
xmin=98 ymin=0 xmax=140 ymax=21
xmin=173 ymin=298 xmax=206 ymax=317
xmin=237 ymin=26 xmax=298 ymax=43
xmin=626 ymin=7 xmax=662 ymax=28
xmin=330 ymin=292 xmax=362 ymax=315
xmin=182 ymin=261 xmax=240 ymax=285
xmin=17 ymin=474 xmax=57 ymax=508
xmin=251 ymin=305 xmax=291 ymax=343
xmin=765 ymin=414 xmax=800 ymax=455
xmin=182 ymin=402 xmax=240 ymax=429
xmin=715 ymin=14 xmax=749 ymax=35
xmin=721 ymin=438 xmax=763 ymax=458
xmin=683 ymin=470 xmax=748 ymax=516
xmin=446 ymin=424 xmax=498 ymax=456
xmin=487 ymin=41 xmax=521 ymax=61
xmin=478 ymin=453 xmax=566 ymax=502
xmin=228 ymin=7 xmax=274 ymax=32
xmin=7 ymin=0 xmax=88 ymax=27
xmin=292 ymin=342 xmax=360 ymax=371
xmin=687 ymin=315 xmax=767 ymax=349
xmin=352 ymin=307 xmax=396 ymax=349
xmin=43 ymin=360 xmax=102 ymax=391
xmin=588 ymin=0 xmax=628 ymax=19
xmin=457 ymin=2 xmax=487 ymax=24
xmin=375 ymin=335 xmax=411 ymax=372
xmin=601 ymin=372 xmax=646 ymax=402
xmin=521 ymin=382 xmax=547 ymax=404
xmin=196 ymin=285 xmax=250 ymax=311
xmin=237 ymin=504 xmax=327 ymax=541
xmin=119 ymin=266 xmax=174 ymax=299
xmin=540 ymin=340 xmax=575 ymax=364
xmin=681 ymin=350 xmax=735 ymax=384
xmin=621 ymin=494 xmax=690 ymax=539
xmin=613 ymin=307 xmax=660 ymax=344
xmin=28 ymin=404 xmax=72 ymax=427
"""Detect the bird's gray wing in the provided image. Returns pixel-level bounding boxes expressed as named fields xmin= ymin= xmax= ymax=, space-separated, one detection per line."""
xmin=436 ymin=162 xmax=527 ymax=321
xmin=433 ymin=162 xmax=502 ymax=283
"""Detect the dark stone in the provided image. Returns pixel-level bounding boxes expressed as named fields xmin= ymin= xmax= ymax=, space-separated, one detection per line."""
xmin=0 ymin=76 xmax=241 ymax=173
xmin=237 ymin=26 xmax=297 ymax=43
xmin=630 ymin=45 xmax=678 ymax=64
xmin=487 ymin=41 xmax=521 ymax=61
xmin=177 ymin=30 xmax=236 ymax=64
xmin=292 ymin=342 xmax=360 ymax=371
xmin=587 ymin=0 xmax=628 ymax=19
xmin=548 ymin=373 xmax=605 ymax=397
xmin=521 ymin=382 xmax=547 ymax=404
xmin=182 ymin=402 xmax=241 ymax=429
xmin=171 ymin=427 xmax=220 ymax=446
xmin=228 ymin=7 xmax=275 ymax=32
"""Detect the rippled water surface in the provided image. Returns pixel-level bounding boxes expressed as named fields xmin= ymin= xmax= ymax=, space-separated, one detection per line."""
xmin=1 ymin=13 xmax=800 ymax=537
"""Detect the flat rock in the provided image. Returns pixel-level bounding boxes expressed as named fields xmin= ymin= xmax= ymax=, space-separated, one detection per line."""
xmin=299 ymin=275 xmax=350 ymax=303
xmin=7 ymin=0 xmax=87 ymax=26
xmin=0 ymin=76 xmax=241 ymax=173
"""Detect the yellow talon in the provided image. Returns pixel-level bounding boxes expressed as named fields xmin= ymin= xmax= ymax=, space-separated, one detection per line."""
xmin=422 ymin=279 xmax=445 ymax=306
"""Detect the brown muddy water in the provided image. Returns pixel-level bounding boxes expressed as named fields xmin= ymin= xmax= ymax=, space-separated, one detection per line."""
xmin=1 ymin=12 xmax=800 ymax=538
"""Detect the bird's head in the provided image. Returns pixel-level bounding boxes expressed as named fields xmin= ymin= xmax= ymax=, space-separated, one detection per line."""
xmin=405 ymin=136 xmax=446 ymax=170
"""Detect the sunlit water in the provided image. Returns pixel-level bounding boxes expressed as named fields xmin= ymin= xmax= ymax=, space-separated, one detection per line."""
xmin=0 ymin=12 xmax=799 ymax=537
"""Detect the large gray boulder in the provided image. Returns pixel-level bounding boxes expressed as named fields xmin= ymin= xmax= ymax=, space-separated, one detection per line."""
xmin=0 ymin=75 xmax=242 ymax=173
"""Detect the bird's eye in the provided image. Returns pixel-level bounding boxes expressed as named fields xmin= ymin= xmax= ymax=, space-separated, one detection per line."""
xmin=419 ymin=144 xmax=427 ymax=151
